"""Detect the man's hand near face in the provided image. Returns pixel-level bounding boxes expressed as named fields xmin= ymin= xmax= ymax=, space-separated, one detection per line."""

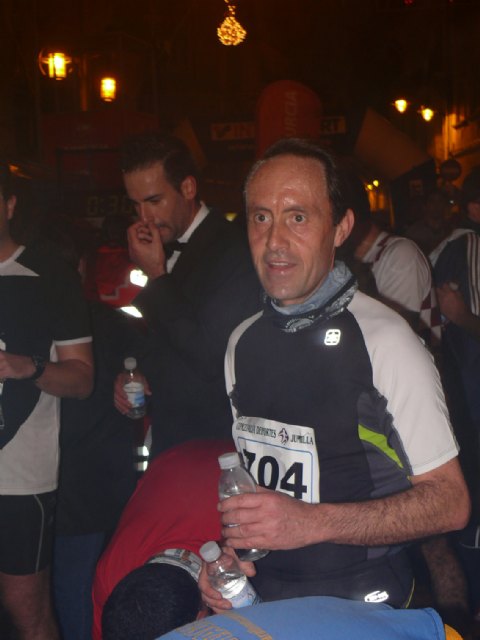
xmin=128 ymin=221 xmax=167 ymax=280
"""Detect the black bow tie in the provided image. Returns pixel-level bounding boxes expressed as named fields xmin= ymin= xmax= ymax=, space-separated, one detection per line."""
xmin=164 ymin=241 xmax=186 ymax=259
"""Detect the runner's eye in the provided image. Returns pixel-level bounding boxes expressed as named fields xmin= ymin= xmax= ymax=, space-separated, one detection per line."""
xmin=293 ymin=213 xmax=306 ymax=223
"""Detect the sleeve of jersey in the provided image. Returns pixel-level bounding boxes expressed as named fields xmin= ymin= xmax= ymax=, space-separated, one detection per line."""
xmin=374 ymin=239 xmax=432 ymax=313
xmin=50 ymin=265 xmax=92 ymax=345
xmin=349 ymin=292 xmax=458 ymax=476
xmin=224 ymin=311 xmax=263 ymax=419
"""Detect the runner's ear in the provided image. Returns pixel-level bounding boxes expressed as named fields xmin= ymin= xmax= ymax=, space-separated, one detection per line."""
xmin=334 ymin=209 xmax=354 ymax=248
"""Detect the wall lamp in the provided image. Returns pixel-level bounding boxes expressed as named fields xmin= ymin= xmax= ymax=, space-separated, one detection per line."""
xmin=38 ymin=50 xmax=72 ymax=80
xmin=100 ymin=77 xmax=117 ymax=102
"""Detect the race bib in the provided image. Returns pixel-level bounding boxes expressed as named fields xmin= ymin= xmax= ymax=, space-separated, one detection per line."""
xmin=233 ymin=416 xmax=320 ymax=503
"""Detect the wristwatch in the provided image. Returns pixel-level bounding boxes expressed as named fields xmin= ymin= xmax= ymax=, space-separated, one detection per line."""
xmin=28 ymin=355 xmax=47 ymax=381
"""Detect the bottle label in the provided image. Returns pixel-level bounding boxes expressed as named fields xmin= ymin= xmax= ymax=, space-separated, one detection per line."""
xmin=124 ymin=381 xmax=145 ymax=408
xmin=230 ymin=582 xmax=261 ymax=609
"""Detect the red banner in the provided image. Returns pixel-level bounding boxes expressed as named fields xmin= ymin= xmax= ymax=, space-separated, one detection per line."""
xmin=256 ymin=80 xmax=322 ymax=157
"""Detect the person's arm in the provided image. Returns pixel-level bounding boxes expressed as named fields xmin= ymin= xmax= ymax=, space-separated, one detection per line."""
xmin=374 ymin=238 xmax=431 ymax=315
xmin=0 ymin=342 xmax=93 ymax=399
xmin=434 ymin=232 xmax=480 ymax=342
xmin=218 ymin=457 xmax=470 ymax=551
xmin=436 ymin=283 xmax=480 ymax=341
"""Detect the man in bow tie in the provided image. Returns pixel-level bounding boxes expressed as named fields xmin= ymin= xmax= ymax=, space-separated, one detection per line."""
xmin=123 ymin=134 xmax=201 ymax=279
xmin=114 ymin=132 xmax=261 ymax=457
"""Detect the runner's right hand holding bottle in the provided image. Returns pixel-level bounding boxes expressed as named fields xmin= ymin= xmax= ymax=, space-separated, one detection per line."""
xmin=217 ymin=452 xmax=269 ymax=562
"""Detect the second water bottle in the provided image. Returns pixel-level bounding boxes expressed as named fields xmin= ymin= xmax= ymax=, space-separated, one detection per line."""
xmin=200 ymin=541 xmax=260 ymax=609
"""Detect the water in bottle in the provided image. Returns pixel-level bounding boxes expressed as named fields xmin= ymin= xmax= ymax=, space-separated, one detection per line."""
xmin=200 ymin=540 xmax=260 ymax=608
xmin=218 ymin=452 xmax=269 ymax=562
xmin=123 ymin=357 xmax=146 ymax=419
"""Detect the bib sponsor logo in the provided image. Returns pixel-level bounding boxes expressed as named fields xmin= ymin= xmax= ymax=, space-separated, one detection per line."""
xmin=236 ymin=420 xmax=277 ymax=439
xmin=276 ymin=429 xmax=313 ymax=445
xmin=324 ymin=328 xmax=341 ymax=346
xmin=290 ymin=433 xmax=314 ymax=444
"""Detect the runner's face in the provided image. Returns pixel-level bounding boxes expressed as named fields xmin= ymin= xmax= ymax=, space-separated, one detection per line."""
xmin=246 ymin=155 xmax=351 ymax=306
xmin=123 ymin=162 xmax=196 ymax=245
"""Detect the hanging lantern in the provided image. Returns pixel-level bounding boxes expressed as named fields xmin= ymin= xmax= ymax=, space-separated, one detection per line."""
xmin=100 ymin=77 xmax=117 ymax=102
xmin=217 ymin=0 xmax=247 ymax=46
xmin=38 ymin=51 xmax=72 ymax=80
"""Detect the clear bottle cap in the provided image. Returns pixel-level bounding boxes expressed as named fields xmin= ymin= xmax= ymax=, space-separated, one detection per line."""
xmin=124 ymin=357 xmax=137 ymax=371
xmin=199 ymin=541 xmax=221 ymax=563
xmin=218 ymin=452 xmax=241 ymax=470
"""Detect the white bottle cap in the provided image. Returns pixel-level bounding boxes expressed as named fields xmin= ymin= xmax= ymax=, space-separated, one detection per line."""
xmin=124 ymin=357 xmax=137 ymax=371
xmin=199 ymin=541 xmax=221 ymax=563
xmin=218 ymin=452 xmax=241 ymax=470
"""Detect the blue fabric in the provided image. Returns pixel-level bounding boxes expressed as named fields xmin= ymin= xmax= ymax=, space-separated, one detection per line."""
xmin=159 ymin=596 xmax=445 ymax=640
xmin=53 ymin=532 xmax=106 ymax=640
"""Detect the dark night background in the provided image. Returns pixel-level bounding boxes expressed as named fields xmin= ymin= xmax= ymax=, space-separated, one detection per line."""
xmin=1 ymin=0 xmax=480 ymax=222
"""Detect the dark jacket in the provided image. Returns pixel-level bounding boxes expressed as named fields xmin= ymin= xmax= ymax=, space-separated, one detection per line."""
xmin=134 ymin=211 xmax=261 ymax=457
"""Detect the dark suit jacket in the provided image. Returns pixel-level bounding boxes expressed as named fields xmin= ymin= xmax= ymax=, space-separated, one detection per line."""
xmin=134 ymin=210 xmax=262 ymax=457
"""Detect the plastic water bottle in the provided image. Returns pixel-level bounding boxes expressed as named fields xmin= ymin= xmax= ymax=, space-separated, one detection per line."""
xmin=218 ymin=452 xmax=269 ymax=562
xmin=200 ymin=541 xmax=261 ymax=608
xmin=123 ymin=357 xmax=146 ymax=419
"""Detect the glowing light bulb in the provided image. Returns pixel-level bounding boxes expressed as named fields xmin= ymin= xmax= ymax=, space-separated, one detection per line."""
xmin=394 ymin=99 xmax=408 ymax=113
xmin=100 ymin=77 xmax=117 ymax=102
xmin=420 ymin=107 xmax=434 ymax=122
xmin=39 ymin=51 xmax=72 ymax=80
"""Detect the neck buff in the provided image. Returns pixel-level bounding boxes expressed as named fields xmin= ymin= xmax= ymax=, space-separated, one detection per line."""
xmin=264 ymin=261 xmax=357 ymax=333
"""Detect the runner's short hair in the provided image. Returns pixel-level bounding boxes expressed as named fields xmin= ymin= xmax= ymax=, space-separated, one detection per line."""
xmin=102 ymin=563 xmax=202 ymax=640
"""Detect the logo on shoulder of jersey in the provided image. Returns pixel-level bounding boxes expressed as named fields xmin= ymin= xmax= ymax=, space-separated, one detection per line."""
xmin=278 ymin=427 xmax=289 ymax=444
xmin=364 ymin=590 xmax=389 ymax=603
xmin=324 ymin=329 xmax=341 ymax=346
